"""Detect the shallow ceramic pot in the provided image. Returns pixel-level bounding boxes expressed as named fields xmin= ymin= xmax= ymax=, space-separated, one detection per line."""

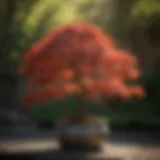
xmin=55 ymin=116 xmax=110 ymax=150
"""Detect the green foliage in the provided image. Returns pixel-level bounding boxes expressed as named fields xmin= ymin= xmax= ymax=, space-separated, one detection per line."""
xmin=132 ymin=0 xmax=160 ymax=17
xmin=131 ymin=0 xmax=160 ymax=26
xmin=0 ymin=0 xmax=159 ymax=63
xmin=0 ymin=0 xmax=95 ymax=70
xmin=30 ymin=95 xmax=160 ymax=125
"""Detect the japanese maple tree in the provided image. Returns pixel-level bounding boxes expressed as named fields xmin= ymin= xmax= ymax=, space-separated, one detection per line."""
xmin=18 ymin=23 xmax=144 ymax=116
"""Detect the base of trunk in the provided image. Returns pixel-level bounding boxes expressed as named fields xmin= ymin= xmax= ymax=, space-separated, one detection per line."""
xmin=56 ymin=115 xmax=110 ymax=151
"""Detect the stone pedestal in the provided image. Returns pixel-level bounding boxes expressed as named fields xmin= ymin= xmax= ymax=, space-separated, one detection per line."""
xmin=49 ymin=149 xmax=122 ymax=160
xmin=1 ymin=138 xmax=160 ymax=160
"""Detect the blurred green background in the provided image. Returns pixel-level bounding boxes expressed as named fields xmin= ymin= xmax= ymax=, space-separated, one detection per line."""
xmin=0 ymin=0 xmax=160 ymax=126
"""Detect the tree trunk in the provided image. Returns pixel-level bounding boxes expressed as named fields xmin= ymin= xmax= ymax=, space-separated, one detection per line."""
xmin=72 ymin=93 xmax=86 ymax=122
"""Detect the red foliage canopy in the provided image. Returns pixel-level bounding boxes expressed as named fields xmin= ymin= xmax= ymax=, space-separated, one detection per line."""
xmin=18 ymin=23 xmax=144 ymax=105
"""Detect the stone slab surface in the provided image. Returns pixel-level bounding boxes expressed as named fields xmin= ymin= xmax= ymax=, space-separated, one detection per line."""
xmin=0 ymin=139 xmax=160 ymax=160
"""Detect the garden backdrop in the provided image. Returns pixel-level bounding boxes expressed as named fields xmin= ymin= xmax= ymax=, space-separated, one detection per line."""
xmin=0 ymin=0 xmax=160 ymax=127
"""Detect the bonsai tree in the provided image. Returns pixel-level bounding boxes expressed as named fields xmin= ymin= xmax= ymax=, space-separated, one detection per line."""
xmin=19 ymin=22 xmax=143 ymax=108
xmin=18 ymin=23 xmax=144 ymax=149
